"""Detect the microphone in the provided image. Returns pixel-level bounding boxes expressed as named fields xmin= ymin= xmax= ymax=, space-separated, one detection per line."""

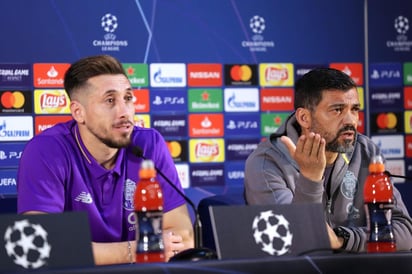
xmin=131 ymin=146 xmax=217 ymax=261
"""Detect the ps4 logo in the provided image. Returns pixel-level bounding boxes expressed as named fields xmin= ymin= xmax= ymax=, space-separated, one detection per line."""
xmin=226 ymin=120 xmax=258 ymax=129
xmin=0 ymin=150 xmax=22 ymax=160
xmin=370 ymin=69 xmax=401 ymax=79
xmin=152 ymin=96 xmax=185 ymax=105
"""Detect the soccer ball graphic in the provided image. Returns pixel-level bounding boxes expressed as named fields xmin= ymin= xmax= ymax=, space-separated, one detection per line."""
xmin=394 ymin=15 xmax=409 ymax=35
xmin=101 ymin=13 xmax=118 ymax=33
xmin=4 ymin=219 xmax=51 ymax=269
xmin=250 ymin=15 xmax=266 ymax=34
xmin=252 ymin=210 xmax=293 ymax=256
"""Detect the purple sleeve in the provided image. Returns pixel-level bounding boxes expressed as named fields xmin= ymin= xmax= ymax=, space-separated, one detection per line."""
xmin=17 ymin=135 xmax=67 ymax=213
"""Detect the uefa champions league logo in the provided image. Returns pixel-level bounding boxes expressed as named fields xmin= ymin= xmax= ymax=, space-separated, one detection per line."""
xmin=387 ymin=15 xmax=411 ymax=52
xmin=250 ymin=15 xmax=266 ymax=34
xmin=394 ymin=15 xmax=409 ymax=35
xmin=252 ymin=210 xmax=293 ymax=256
xmin=241 ymin=15 xmax=274 ymax=52
xmin=92 ymin=13 xmax=128 ymax=51
xmin=4 ymin=219 xmax=51 ymax=269
xmin=101 ymin=13 xmax=118 ymax=33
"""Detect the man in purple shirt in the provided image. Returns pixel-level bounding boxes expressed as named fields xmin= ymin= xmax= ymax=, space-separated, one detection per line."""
xmin=17 ymin=55 xmax=194 ymax=265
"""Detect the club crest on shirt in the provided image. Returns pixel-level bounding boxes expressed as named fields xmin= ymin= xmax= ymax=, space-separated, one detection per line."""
xmin=124 ymin=179 xmax=136 ymax=210
xmin=340 ymin=171 xmax=357 ymax=199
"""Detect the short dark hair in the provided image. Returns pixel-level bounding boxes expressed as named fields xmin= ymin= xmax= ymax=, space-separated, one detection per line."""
xmin=294 ymin=68 xmax=357 ymax=111
xmin=64 ymin=55 xmax=126 ymax=99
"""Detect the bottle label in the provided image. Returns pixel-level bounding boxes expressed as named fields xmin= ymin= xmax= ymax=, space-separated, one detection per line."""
xmin=365 ymin=203 xmax=395 ymax=243
xmin=135 ymin=210 xmax=164 ymax=253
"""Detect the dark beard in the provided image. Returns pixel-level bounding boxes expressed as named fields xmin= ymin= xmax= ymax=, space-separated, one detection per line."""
xmin=325 ymin=125 xmax=357 ymax=153
xmin=101 ymin=137 xmax=131 ymax=149
xmin=93 ymin=130 xmax=132 ymax=149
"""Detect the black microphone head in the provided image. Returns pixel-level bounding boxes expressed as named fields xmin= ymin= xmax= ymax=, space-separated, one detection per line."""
xmin=132 ymin=145 xmax=145 ymax=158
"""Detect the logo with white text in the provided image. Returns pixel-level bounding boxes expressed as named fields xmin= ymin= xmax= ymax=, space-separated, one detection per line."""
xmin=387 ymin=15 xmax=411 ymax=52
xmin=92 ymin=13 xmax=128 ymax=52
xmin=241 ymin=15 xmax=275 ymax=52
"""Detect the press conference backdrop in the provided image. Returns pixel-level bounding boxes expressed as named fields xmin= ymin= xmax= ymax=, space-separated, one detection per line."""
xmin=0 ymin=0 xmax=411 ymax=211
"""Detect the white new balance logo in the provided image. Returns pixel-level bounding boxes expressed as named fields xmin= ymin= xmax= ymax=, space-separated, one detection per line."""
xmin=75 ymin=191 xmax=93 ymax=204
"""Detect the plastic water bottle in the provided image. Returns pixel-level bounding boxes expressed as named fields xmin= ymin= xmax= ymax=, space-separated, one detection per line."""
xmin=134 ymin=159 xmax=165 ymax=262
xmin=363 ymin=155 xmax=396 ymax=253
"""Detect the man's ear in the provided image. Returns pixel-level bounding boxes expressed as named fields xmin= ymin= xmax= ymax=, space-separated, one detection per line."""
xmin=70 ymin=100 xmax=85 ymax=124
xmin=295 ymin=108 xmax=311 ymax=129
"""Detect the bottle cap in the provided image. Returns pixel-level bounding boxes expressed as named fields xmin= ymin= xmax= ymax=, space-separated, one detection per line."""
xmin=139 ymin=159 xmax=156 ymax=178
xmin=368 ymin=155 xmax=385 ymax=173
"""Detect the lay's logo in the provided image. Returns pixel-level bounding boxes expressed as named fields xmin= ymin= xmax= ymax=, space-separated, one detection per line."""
xmin=195 ymin=142 xmax=219 ymax=157
xmin=265 ymin=67 xmax=288 ymax=81
xmin=34 ymin=90 xmax=71 ymax=114
xmin=189 ymin=139 xmax=224 ymax=163
xmin=259 ymin=63 xmax=294 ymax=87
xmin=40 ymin=93 xmax=67 ymax=108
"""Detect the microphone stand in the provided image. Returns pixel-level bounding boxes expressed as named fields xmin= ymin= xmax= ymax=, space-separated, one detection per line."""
xmin=132 ymin=146 xmax=217 ymax=261
xmin=385 ymin=171 xmax=412 ymax=181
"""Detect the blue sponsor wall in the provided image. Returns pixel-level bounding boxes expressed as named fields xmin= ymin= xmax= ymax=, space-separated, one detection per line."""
xmin=367 ymin=0 xmax=412 ymax=213
xmin=0 ymin=0 xmax=411 ymax=213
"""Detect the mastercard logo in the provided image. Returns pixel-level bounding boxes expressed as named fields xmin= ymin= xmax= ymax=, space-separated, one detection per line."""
xmin=166 ymin=141 xmax=182 ymax=158
xmin=230 ymin=65 xmax=252 ymax=81
xmin=376 ymin=113 xmax=397 ymax=129
xmin=1 ymin=91 xmax=25 ymax=109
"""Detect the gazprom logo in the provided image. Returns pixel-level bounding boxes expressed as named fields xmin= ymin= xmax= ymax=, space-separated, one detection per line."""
xmin=371 ymin=135 xmax=404 ymax=159
xmin=0 ymin=116 xmax=33 ymax=141
xmin=224 ymin=88 xmax=259 ymax=112
xmin=150 ymin=63 xmax=186 ymax=87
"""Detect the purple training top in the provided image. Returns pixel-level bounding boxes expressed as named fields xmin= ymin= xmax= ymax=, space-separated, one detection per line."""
xmin=17 ymin=120 xmax=186 ymax=242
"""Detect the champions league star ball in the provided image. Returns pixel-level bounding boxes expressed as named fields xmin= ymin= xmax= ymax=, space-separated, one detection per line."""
xmin=101 ymin=13 xmax=118 ymax=33
xmin=252 ymin=210 xmax=293 ymax=256
xmin=394 ymin=15 xmax=409 ymax=35
xmin=4 ymin=219 xmax=51 ymax=269
xmin=250 ymin=15 xmax=266 ymax=34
